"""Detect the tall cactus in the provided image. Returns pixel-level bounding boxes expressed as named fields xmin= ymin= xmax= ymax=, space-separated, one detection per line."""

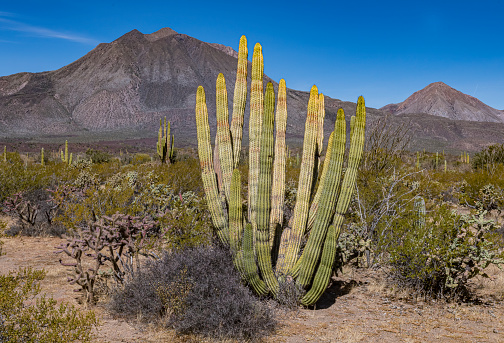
xmin=413 ymin=196 xmax=426 ymax=230
xmin=195 ymin=35 xmax=366 ymax=305
xmin=157 ymin=117 xmax=174 ymax=164
xmin=61 ymin=140 xmax=72 ymax=166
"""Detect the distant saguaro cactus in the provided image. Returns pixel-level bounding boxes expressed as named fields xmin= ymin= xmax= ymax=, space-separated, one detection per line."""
xmin=195 ymin=35 xmax=366 ymax=306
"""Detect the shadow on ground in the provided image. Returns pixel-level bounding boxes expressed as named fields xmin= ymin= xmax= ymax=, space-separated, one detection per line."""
xmin=313 ymin=279 xmax=363 ymax=310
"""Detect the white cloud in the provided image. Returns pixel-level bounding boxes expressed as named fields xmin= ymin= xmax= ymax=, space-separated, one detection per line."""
xmin=0 ymin=16 xmax=99 ymax=45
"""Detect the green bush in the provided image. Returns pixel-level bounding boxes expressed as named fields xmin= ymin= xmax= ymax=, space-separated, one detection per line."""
xmin=472 ymin=144 xmax=504 ymax=173
xmin=85 ymin=148 xmax=112 ymax=164
xmin=131 ymin=153 xmax=151 ymax=165
xmin=0 ymin=268 xmax=98 ymax=342
xmin=386 ymin=204 xmax=504 ymax=299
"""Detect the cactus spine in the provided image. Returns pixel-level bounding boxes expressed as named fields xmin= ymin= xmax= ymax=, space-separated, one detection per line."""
xmin=195 ymin=36 xmax=367 ymax=306
xmin=157 ymin=117 xmax=174 ymax=164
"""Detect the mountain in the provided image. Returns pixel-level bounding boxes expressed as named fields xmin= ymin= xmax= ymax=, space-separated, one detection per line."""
xmin=0 ymin=27 xmax=381 ymax=144
xmin=2 ymin=28 xmax=504 ymax=153
xmin=381 ymin=82 xmax=504 ymax=123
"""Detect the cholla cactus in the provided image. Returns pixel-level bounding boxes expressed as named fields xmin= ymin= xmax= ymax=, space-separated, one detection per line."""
xmin=195 ymin=36 xmax=366 ymax=305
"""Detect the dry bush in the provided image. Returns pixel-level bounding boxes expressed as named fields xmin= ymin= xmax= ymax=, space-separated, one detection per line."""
xmin=108 ymin=244 xmax=277 ymax=341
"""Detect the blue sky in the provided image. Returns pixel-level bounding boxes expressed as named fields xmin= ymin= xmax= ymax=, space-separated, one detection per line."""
xmin=1 ymin=0 xmax=503 ymax=109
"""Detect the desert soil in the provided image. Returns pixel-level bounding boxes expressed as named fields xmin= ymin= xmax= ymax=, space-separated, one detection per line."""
xmin=1 ymin=236 xmax=503 ymax=343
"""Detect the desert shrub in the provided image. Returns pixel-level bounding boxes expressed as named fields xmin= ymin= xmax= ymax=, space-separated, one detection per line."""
xmin=472 ymin=144 xmax=504 ymax=173
xmin=131 ymin=153 xmax=151 ymax=165
xmin=85 ymin=148 xmax=112 ymax=164
xmin=458 ymin=170 xmax=504 ymax=211
xmin=56 ymin=213 xmax=157 ymax=303
xmin=352 ymin=168 xmax=420 ymax=254
xmin=2 ymin=189 xmax=65 ymax=237
xmin=334 ymin=223 xmax=373 ymax=270
xmin=0 ymin=156 xmax=47 ymax=203
xmin=361 ymin=115 xmax=410 ymax=175
xmin=275 ymin=275 xmax=305 ymax=309
xmin=0 ymin=268 xmax=98 ymax=342
xmin=386 ymin=204 xmax=504 ymax=300
xmin=108 ymin=244 xmax=276 ymax=341
xmin=153 ymin=158 xmax=205 ymax=195
xmin=157 ymin=190 xmax=213 ymax=250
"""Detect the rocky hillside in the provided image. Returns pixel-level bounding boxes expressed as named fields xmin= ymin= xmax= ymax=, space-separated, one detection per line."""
xmin=1 ymin=28 xmax=504 ymax=152
xmin=0 ymin=27 xmax=380 ymax=143
xmin=381 ymin=82 xmax=504 ymax=123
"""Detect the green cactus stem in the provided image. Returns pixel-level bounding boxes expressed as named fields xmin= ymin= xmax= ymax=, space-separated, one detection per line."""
xmin=296 ymin=109 xmax=346 ymax=287
xmin=276 ymin=85 xmax=320 ymax=276
xmin=194 ymin=35 xmax=367 ymax=306
xmin=65 ymin=140 xmax=68 ymax=162
xmin=248 ymin=42 xmax=264 ymax=228
xmin=157 ymin=117 xmax=174 ymax=164
xmin=195 ymin=86 xmax=229 ymax=244
xmin=256 ymin=82 xmax=278 ymax=294
xmin=230 ymin=35 xmax=248 ymax=168
xmin=216 ymin=73 xmax=234 ymax=201
xmin=413 ymin=196 xmax=426 ymax=230
xmin=270 ymin=79 xmax=287 ymax=248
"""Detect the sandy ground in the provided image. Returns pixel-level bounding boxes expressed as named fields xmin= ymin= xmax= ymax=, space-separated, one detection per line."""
xmin=1 ymin=236 xmax=504 ymax=343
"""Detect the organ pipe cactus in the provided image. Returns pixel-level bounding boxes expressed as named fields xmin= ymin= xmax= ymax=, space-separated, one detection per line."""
xmin=195 ymin=35 xmax=366 ymax=306
xmin=61 ymin=141 xmax=72 ymax=166
xmin=157 ymin=117 xmax=174 ymax=164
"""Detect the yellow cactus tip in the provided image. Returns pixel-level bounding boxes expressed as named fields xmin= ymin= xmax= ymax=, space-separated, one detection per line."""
xmin=240 ymin=35 xmax=247 ymax=42
xmin=337 ymin=108 xmax=345 ymax=117
xmin=279 ymin=79 xmax=286 ymax=86
xmin=254 ymin=42 xmax=262 ymax=51
xmin=310 ymin=85 xmax=318 ymax=93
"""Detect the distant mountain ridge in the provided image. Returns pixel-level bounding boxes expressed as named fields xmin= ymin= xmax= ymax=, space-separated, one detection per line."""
xmin=1 ymin=28 xmax=504 ymax=152
xmin=0 ymin=27 xmax=374 ymax=142
xmin=381 ymin=82 xmax=504 ymax=123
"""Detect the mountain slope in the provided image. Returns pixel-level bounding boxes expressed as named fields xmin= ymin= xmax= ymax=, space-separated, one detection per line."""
xmin=0 ymin=27 xmax=381 ymax=142
xmin=381 ymin=82 xmax=504 ymax=123
xmin=2 ymin=29 xmax=504 ymax=152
